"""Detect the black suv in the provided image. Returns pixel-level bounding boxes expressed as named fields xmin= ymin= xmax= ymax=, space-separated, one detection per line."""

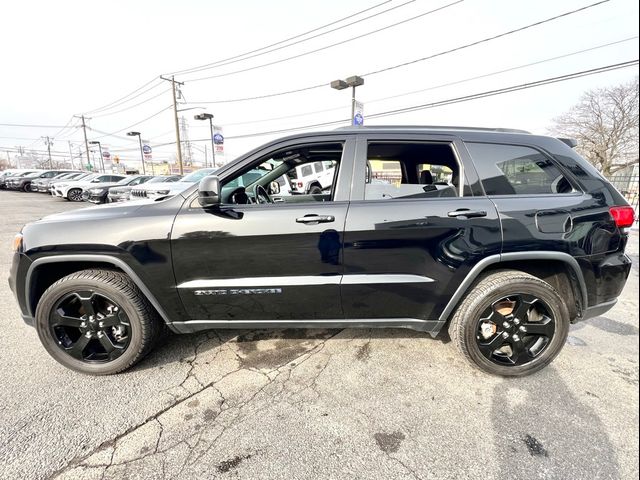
xmin=8 ymin=126 xmax=634 ymax=376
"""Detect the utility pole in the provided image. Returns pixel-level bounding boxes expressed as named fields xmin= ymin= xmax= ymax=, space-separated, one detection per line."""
xmin=67 ymin=141 xmax=76 ymax=169
xmin=74 ymin=114 xmax=92 ymax=171
xmin=42 ymin=136 xmax=53 ymax=169
xmin=160 ymin=75 xmax=185 ymax=175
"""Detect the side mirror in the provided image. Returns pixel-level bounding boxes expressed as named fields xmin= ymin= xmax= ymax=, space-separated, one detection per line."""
xmin=198 ymin=175 xmax=221 ymax=207
xmin=269 ymin=181 xmax=280 ymax=195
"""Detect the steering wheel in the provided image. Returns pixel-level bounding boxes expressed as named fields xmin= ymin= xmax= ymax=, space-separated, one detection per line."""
xmin=255 ymin=184 xmax=273 ymax=204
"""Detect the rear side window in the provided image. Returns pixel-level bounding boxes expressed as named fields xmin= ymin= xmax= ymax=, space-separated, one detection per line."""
xmin=466 ymin=143 xmax=574 ymax=195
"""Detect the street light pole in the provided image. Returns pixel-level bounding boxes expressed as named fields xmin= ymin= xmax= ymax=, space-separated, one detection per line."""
xmin=127 ymin=131 xmax=146 ymax=175
xmin=194 ymin=113 xmax=215 ymax=168
xmin=331 ymin=75 xmax=364 ymax=125
xmin=89 ymin=141 xmax=105 ymax=173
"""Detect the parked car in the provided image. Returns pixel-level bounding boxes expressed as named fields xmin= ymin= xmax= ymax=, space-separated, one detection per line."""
xmin=0 ymin=170 xmax=40 ymax=189
xmin=289 ymin=160 xmax=336 ymax=194
xmin=31 ymin=171 xmax=84 ymax=193
xmin=130 ymin=168 xmax=217 ymax=200
xmin=5 ymin=170 xmax=70 ymax=192
xmin=9 ymin=126 xmax=633 ymax=376
xmin=51 ymin=173 xmax=126 ymax=201
xmin=83 ymin=175 xmax=154 ymax=204
xmin=107 ymin=175 xmax=182 ymax=203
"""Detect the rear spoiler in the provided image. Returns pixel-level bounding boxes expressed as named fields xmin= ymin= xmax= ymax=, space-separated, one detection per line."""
xmin=558 ymin=137 xmax=578 ymax=148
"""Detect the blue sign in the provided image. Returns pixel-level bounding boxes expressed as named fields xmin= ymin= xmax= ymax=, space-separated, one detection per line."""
xmin=142 ymin=145 xmax=152 ymax=154
xmin=213 ymin=133 xmax=224 ymax=145
xmin=353 ymin=113 xmax=364 ymax=126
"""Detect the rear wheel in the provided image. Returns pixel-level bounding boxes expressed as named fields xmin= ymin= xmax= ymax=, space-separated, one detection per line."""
xmin=35 ymin=269 xmax=164 ymax=375
xmin=448 ymin=270 xmax=569 ymax=377
xmin=308 ymin=185 xmax=323 ymax=195
xmin=67 ymin=188 xmax=83 ymax=201
xmin=22 ymin=182 xmax=32 ymax=192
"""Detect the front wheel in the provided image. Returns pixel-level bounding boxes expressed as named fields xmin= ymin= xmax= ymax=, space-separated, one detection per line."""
xmin=448 ymin=270 xmax=570 ymax=377
xmin=35 ymin=269 xmax=164 ymax=375
xmin=67 ymin=188 xmax=83 ymax=202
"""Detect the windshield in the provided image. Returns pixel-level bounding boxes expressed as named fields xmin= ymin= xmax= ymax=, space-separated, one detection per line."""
xmin=115 ymin=176 xmax=136 ymax=185
xmin=181 ymin=168 xmax=217 ymax=183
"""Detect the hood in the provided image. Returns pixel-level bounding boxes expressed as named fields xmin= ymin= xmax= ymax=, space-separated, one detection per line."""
xmin=109 ymin=185 xmax=135 ymax=194
xmin=32 ymin=199 xmax=153 ymax=224
xmin=83 ymin=181 xmax=121 ymax=190
xmin=136 ymin=181 xmax=192 ymax=192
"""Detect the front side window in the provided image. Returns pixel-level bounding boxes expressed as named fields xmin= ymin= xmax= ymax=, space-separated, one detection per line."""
xmin=466 ymin=143 xmax=574 ymax=195
xmin=364 ymin=142 xmax=461 ymax=200
xmin=218 ymin=142 xmax=343 ymax=205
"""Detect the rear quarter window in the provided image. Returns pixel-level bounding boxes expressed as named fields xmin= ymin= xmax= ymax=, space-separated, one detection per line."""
xmin=466 ymin=142 xmax=575 ymax=195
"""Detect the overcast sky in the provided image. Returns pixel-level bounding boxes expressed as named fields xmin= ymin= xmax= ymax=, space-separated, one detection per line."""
xmin=1 ymin=0 xmax=638 ymax=167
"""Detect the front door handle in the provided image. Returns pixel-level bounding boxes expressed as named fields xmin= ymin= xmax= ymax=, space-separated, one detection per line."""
xmin=447 ymin=209 xmax=487 ymax=218
xmin=296 ymin=214 xmax=335 ymax=225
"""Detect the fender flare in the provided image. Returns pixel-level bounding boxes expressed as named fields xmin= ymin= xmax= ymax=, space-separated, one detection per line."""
xmin=436 ymin=251 xmax=588 ymax=327
xmin=25 ymin=254 xmax=173 ymax=326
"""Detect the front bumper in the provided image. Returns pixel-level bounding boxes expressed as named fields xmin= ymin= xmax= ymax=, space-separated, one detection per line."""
xmin=8 ymin=252 xmax=33 ymax=326
xmin=87 ymin=193 xmax=107 ymax=204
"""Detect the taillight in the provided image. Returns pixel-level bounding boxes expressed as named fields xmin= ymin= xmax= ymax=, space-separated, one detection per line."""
xmin=297 ymin=182 xmax=303 ymax=188
xmin=609 ymin=206 xmax=635 ymax=228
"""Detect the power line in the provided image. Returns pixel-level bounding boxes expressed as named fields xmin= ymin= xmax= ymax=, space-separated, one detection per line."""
xmin=172 ymin=0 xmax=416 ymax=76
xmin=92 ymin=106 xmax=173 ymax=140
xmin=0 ymin=122 xmax=78 ymax=128
xmin=82 ymin=77 xmax=162 ymax=115
xmin=186 ymin=59 xmax=639 ymax=141
xmin=91 ymin=88 xmax=172 ymax=118
xmin=186 ymin=0 xmax=464 ymax=82
xmin=186 ymin=0 xmax=612 ymax=104
xmin=166 ymin=0 xmax=394 ymax=75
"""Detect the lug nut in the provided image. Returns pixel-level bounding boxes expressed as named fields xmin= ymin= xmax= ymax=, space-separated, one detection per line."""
xmin=514 ymin=318 xmax=520 ymax=325
xmin=502 ymin=332 xmax=509 ymax=338
xmin=519 ymin=326 xmax=527 ymax=333
xmin=98 ymin=321 xmax=104 ymax=328
xmin=502 ymin=321 xmax=510 ymax=329
xmin=512 ymin=334 xmax=520 ymax=342
xmin=80 ymin=322 xmax=86 ymax=328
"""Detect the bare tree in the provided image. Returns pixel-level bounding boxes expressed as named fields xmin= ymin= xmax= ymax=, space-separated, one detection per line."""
xmin=551 ymin=77 xmax=638 ymax=176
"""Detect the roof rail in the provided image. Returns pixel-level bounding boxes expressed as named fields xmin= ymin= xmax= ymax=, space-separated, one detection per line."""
xmin=334 ymin=125 xmax=532 ymax=134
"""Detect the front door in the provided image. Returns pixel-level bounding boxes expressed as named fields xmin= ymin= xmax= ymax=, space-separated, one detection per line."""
xmin=171 ymin=136 xmax=355 ymax=323
xmin=341 ymin=134 xmax=502 ymax=328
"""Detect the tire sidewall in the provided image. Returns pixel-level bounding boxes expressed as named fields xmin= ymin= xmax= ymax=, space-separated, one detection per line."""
xmin=462 ymin=278 xmax=570 ymax=377
xmin=67 ymin=188 xmax=82 ymax=201
xmin=35 ymin=276 xmax=144 ymax=375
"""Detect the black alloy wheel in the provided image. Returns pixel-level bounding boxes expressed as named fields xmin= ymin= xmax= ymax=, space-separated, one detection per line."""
xmin=49 ymin=291 xmax=131 ymax=363
xmin=448 ymin=270 xmax=569 ymax=377
xmin=67 ymin=188 xmax=83 ymax=201
xmin=475 ymin=294 xmax=556 ymax=366
xmin=35 ymin=269 xmax=164 ymax=374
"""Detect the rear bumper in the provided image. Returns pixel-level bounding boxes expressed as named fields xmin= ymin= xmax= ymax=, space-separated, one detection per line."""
xmin=581 ymin=299 xmax=617 ymax=321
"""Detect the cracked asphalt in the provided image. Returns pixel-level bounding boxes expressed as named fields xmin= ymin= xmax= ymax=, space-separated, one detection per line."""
xmin=0 ymin=191 xmax=638 ymax=480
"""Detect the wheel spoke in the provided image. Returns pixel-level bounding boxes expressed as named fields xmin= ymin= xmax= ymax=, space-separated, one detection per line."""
xmin=65 ymin=335 xmax=90 ymax=360
xmin=98 ymin=334 xmax=118 ymax=353
xmin=99 ymin=314 xmax=120 ymax=328
xmin=508 ymin=338 xmax=528 ymax=364
xmin=512 ymin=295 xmax=537 ymax=320
xmin=51 ymin=312 xmax=82 ymax=327
xmin=76 ymin=294 xmax=96 ymax=317
xmin=478 ymin=333 xmax=506 ymax=359
xmin=523 ymin=316 xmax=555 ymax=337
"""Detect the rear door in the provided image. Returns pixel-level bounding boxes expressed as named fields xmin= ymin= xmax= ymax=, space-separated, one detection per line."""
xmin=341 ymin=133 xmax=502 ymax=328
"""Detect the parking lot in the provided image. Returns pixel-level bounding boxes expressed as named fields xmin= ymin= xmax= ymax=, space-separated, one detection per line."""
xmin=0 ymin=191 xmax=637 ymax=480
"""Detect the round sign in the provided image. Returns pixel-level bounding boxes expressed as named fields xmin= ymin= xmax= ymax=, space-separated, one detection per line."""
xmin=353 ymin=113 xmax=364 ymax=126
xmin=142 ymin=145 xmax=152 ymax=154
xmin=213 ymin=133 xmax=224 ymax=145
xmin=102 ymin=151 xmax=111 ymax=159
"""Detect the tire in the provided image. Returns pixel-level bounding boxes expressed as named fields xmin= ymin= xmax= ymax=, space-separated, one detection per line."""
xmin=308 ymin=185 xmax=323 ymax=195
xmin=22 ymin=182 xmax=32 ymax=192
xmin=35 ymin=269 xmax=164 ymax=375
xmin=448 ymin=270 xmax=570 ymax=377
xmin=67 ymin=188 xmax=83 ymax=202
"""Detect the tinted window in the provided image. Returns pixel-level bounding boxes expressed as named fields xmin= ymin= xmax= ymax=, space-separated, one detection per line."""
xmin=313 ymin=162 xmax=324 ymax=173
xmin=466 ymin=143 xmax=574 ymax=195
xmin=300 ymin=165 xmax=313 ymax=177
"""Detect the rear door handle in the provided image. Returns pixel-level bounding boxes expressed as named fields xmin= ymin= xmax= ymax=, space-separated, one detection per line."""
xmin=296 ymin=214 xmax=335 ymax=224
xmin=447 ymin=209 xmax=487 ymax=218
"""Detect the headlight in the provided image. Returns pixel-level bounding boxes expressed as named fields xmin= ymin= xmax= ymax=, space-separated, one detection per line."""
xmin=12 ymin=233 xmax=23 ymax=253
xmin=55 ymin=183 xmax=68 ymax=188
xmin=89 ymin=188 xmax=106 ymax=194
xmin=156 ymin=190 xmax=170 ymax=195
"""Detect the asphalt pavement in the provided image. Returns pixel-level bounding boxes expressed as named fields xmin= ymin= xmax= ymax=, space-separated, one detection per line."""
xmin=0 ymin=190 xmax=638 ymax=480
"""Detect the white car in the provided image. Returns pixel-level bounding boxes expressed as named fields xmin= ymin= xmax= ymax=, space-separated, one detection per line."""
xmin=130 ymin=168 xmax=217 ymax=200
xmin=289 ymin=160 xmax=336 ymax=194
xmin=52 ymin=173 xmax=125 ymax=202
